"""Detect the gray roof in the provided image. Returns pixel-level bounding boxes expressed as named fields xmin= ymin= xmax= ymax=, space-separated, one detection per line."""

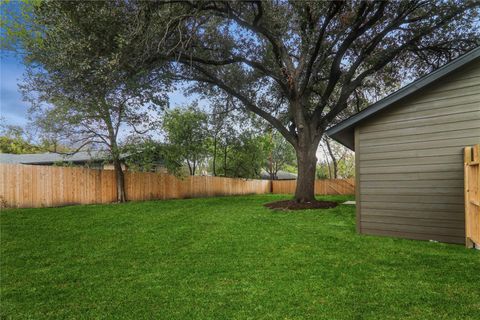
xmin=260 ymin=170 xmax=298 ymax=180
xmin=0 ymin=151 xmax=111 ymax=165
xmin=326 ymin=46 xmax=480 ymax=150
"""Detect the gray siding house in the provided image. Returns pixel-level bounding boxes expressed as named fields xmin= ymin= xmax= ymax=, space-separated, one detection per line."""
xmin=327 ymin=47 xmax=480 ymax=244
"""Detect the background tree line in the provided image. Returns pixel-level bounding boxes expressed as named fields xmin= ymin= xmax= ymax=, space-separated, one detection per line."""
xmin=3 ymin=0 xmax=477 ymax=202
xmin=123 ymin=103 xmax=298 ymax=180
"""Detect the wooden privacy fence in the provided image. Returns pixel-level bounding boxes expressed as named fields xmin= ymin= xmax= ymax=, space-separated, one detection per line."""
xmin=465 ymin=144 xmax=480 ymax=248
xmin=272 ymin=178 xmax=355 ymax=195
xmin=0 ymin=164 xmax=270 ymax=208
xmin=0 ymin=164 xmax=355 ymax=209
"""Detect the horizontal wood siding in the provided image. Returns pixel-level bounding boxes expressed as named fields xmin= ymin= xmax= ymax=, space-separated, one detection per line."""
xmin=357 ymin=59 xmax=480 ymax=244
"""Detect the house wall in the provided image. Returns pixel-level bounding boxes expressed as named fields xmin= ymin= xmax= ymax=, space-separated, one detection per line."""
xmin=355 ymin=59 xmax=480 ymax=244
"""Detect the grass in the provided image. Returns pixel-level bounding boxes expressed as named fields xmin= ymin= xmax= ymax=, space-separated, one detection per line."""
xmin=1 ymin=194 xmax=479 ymax=319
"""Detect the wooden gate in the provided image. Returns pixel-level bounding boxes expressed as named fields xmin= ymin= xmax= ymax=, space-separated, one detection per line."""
xmin=465 ymin=144 xmax=480 ymax=248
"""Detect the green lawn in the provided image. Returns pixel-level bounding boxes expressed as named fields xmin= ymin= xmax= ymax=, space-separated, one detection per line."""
xmin=1 ymin=195 xmax=479 ymax=319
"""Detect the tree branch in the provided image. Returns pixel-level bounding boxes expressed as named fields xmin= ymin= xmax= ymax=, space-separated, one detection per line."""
xmin=184 ymin=64 xmax=298 ymax=147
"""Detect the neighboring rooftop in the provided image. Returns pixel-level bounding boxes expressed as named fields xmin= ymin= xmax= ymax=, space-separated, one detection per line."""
xmin=260 ymin=170 xmax=298 ymax=180
xmin=0 ymin=151 xmax=111 ymax=165
xmin=326 ymin=46 xmax=480 ymax=150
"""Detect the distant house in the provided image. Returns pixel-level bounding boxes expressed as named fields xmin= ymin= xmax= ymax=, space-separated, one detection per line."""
xmin=0 ymin=151 xmax=165 ymax=172
xmin=326 ymin=47 xmax=480 ymax=244
xmin=260 ymin=170 xmax=297 ymax=180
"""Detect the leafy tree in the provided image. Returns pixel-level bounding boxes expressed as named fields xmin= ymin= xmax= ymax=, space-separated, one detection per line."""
xmin=205 ymin=99 xmax=271 ymax=179
xmin=316 ymin=156 xmax=355 ymax=180
xmin=29 ymin=111 xmax=73 ymax=153
xmin=320 ymin=137 xmax=349 ymax=179
xmin=128 ymin=0 xmax=479 ymax=202
xmin=162 ymin=106 xmax=210 ymax=176
xmin=316 ymin=163 xmax=331 ymax=180
xmin=264 ymin=131 xmax=296 ymax=180
xmin=318 ymin=137 xmax=355 ymax=179
xmin=122 ymin=137 xmax=166 ymax=173
xmin=0 ymin=124 xmax=41 ymax=154
xmin=207 ymin=99 xmax=263 ymax=178
xmin=208 ymin=100 xmax=235 ymax=177
xmin=338 ymin=154 xmax=355 ymax=179
xmin=10 ymin=1 xmax=168 ymax=202
xmin=213 ymin=131 xmax=269 ymax=179
xmin=0 ymin=120 xmax=71 ymax=154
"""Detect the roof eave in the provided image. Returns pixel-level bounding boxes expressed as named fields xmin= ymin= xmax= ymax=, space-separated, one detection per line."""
xmin=325 ymin=47 xmax=480 ymax=150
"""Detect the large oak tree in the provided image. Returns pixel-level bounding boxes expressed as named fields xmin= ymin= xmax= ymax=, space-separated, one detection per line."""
xmin=131 ymin=0 xmax=479 ymax=202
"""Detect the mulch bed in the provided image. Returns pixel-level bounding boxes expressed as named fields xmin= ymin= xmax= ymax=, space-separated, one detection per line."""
xmin=264 ymin=199 xmax=338 ymax=211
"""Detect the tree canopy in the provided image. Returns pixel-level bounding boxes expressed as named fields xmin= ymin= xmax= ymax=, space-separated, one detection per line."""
xmin=161 ymin=106 xmax=210 ymax=176
xmin=6 ymin=0 xmax=480 ymax=202
xmin=0 ymin=125 xmax=41 ymax=154
xmin=12 ymin=0 xmax=170 ymax=201
xmin=120 ymin=0 xmax=480 ymax=201
xmin=265 ymin=131 xmax=296 ymax=180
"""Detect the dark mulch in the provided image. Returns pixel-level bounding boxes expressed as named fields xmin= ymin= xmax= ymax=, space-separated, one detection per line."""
xmin=264 ymin=199 xmax=338 ymax=211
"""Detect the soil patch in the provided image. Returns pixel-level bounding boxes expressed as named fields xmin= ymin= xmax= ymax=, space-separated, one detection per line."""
xmin=264 ymin=199 xmax=338 ymax=211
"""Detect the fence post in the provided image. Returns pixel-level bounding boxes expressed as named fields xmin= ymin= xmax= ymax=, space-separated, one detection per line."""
xmin=465 ymin=144 xmax=480 ymax=248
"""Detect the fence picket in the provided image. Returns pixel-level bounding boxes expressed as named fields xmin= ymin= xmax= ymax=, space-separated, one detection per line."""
xmin=0 ymin=164 xmax=354 ymax=208
xmin=272 ymin=178 xmax=355 ymax=196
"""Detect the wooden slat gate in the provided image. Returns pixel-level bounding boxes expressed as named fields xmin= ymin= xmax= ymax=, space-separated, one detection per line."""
xmin=465 ymin=144 xmax=480 ymax=248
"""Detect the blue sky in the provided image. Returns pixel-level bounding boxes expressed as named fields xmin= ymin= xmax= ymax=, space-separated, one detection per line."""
xmin=0 ymin=0 xmax=199 ymax=129
xmin=0 ymin=52 xmax=200 ymax=128
xmin=0 ymin=53 xmax=30 ymax=126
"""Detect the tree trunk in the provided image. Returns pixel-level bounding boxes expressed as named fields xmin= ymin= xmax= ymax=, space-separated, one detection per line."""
xmin=269 ymin=156 xmax=275 ymax=180
xmin=223 ymin=145 xmax=228 ymax=177
xmin=294 ymin=145 xmax=317 ymax=203
xmin=325 ymin=138 xmax=338 ymax=179
xmin=269 ymin=130 xmax=274 ymax=180
xmin=113 ymin=158 xmax=126 ymax=202
xmin=186 ymin=160 xmax=193 ymax=175
xmin=212 ymin=135 xmax=217 ymax=176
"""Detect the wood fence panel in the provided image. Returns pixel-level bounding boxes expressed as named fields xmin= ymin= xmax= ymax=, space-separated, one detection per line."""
xmin=272 ymin=178 xmax=355 ymax=195
xmin=465 ymin=144 xmax=480 ymax=248
xmin=0 ymin=164 xmax=353 ymax=208
xmin=0 ymin=164 xmax=265 ymax=208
